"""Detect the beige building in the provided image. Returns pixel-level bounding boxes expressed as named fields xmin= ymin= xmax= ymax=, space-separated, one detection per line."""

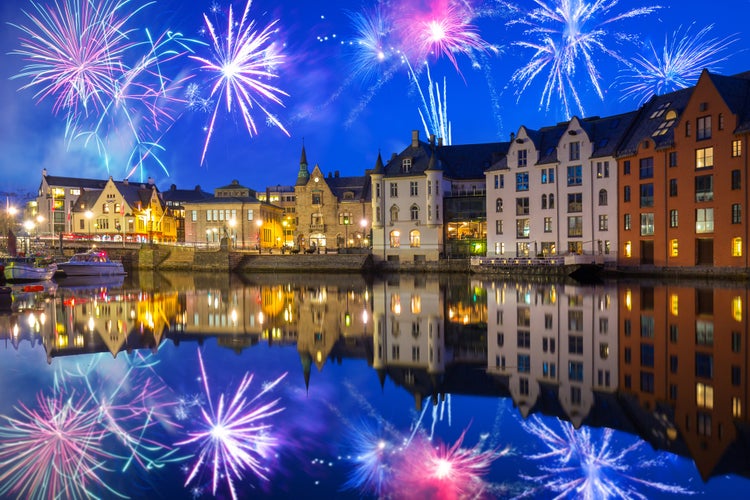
xmin=183 ymin=180 xmax=284 ymax=250
xmin=293 ymin=145 xmax=372 ymax=251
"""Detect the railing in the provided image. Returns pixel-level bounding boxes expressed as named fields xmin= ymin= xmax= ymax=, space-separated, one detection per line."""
xmin=471 ymin=254 xmax=604 ymax=267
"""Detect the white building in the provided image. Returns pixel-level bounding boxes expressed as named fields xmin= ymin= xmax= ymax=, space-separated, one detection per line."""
xmin=486 ymin=114 xmax=635 ymax=263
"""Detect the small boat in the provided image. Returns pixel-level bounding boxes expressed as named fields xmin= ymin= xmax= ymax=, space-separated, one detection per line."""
xmin=58 ymin=250 xmax=126 ymax=277
xmin=3 ymin=257 xmax=57 ymax=282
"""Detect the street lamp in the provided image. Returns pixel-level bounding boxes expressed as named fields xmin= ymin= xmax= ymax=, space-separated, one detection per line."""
xmin=23 ymin=220 xmax=35 ymax=255
xmin=85 ymin=210 xmax=94 ymax=239
xmin=227 ymin=218 xmax=236 ymax=248
xmin=360 ymin=218 xmax=368 ymax=248
xmin=255 ymin=218 xmax=263 ymax=253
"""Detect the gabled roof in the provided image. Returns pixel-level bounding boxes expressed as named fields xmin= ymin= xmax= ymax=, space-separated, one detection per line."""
xmin=707 ymin=70 xmax=750 ymax=133
xmin=71 ymin=180 xmax=160 ymax=213
xmin=162 ymin=185 xmax=213 ymax=203
xmin=586 ymin=111 xmax=639 ymax=158
xmin=535 ymin=123 xmax=568 ymax=165
xmin=326 ymin=173 xmax=371 ymax=202
xmin=616 ymin=87 xmax=693 ymax=157
xmin=42 ymin=173 xmax=160 ymax=193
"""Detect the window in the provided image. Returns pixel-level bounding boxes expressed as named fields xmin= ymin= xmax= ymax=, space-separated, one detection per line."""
xmin=496 ymin=198 xmax=503 ymax=212
xmin=518 ymin=149 xmax=527 ymax=167
xmin=640 ymin=213 xmax=655 ymax=236
xmin=549 ymin=194 xmax=555 ymax=209
xmin=671 ymin=239 xmax=679 ymax=257
xmin=639 ymin=158 xmax=654 ymax=179
xmin=390 ymin=205 xmax=399 ymax=222
xmin=696 ymin=208 xmax=714 ymax=233
xmin=516 ymin=197 xmax=530 ymax=215
xmin=541 ymin=194 xmax=547 ymax=209
xmin=410 ymin=181 xmax=418 ymax=196
xmin=402 ymin=158 xmax=412 ymax=172
xmin=640 ymin=183 xmax=654 ymax=207
xmin=495 ymin=220 xmax=503 ymax=234
xmin=518 ymin=354 xmax=530 ymax=373
xmin=596 ymin=161 xmax=609 ymax=178
xmin=733 ymin=204 xmax=742 ymax=224
xmin=569 ymin=335 xmax=583 ymax=354
xmin=567 ymin=165 xmax=582 ymax=186
xmin=376 ymin=183 xmax=381 ymax=199
xmin=518 ymin=331 xmax=530 ymax=348
xmin=697 ymin=115 xmax=712 ymax=140
xmin=599 ymin=215 xmax=608 ymax=231
xmin=191 ymin=210 xmax=197 ymax=222
xmin=733 ymin=237 xmax=743 ymax=257
xmin=567 ymin=193 xmax=582 ymax=213
xmin=624 ymin=214 xmax=631 ymax=231
xmin=312 ymin=192 xmax=322 ymax=205
xmin=544 ymin=217 xmax=552 ymax=232
xmin=494 ymin=174 xmax=504 ymax=189
xmin=732 ymin=140 xmax=742 ymax=158
xmin=568 ymin=361 xmax=584 ymax=381
xmin=390 ymin=183 xmax=398 ymax=197
xmin=623 ymin=160 xmax=631 ymax=175
xmin=696 ymin=147 xmax=714 ymax=169
xmin=568 ymin=216 xmax=583 ymax=237
xmin=670 ymin=209 xmax=679 ymax=228
xmin=732 ymin=170 xmax=741 ymax=190
xmin=516 ymin=219 xmax=530 ymax=238
xmin=598 ymin=189 xmax=608 ymax=206
xmin=409 ymin=230 xmax=420 ymax=247
xmin=516 ymin=172 xmax=529 ymax=191
xmin=641 ymin=343 xmax=655 ymax=367
xmin=685 ymin=120 xmax=691 ymax=137
xmin=389 ymin=230 xmax=400 ymax=247
xmin=569 ymin=141 xmax=580 ymax=161
xmin=719 ymin=113 xmax=724 ymax=130
xmin=669 ymin=151 xmax=678 ymax=167
xmin=696 ymin=381 xmax=714 ymax=408
xmin=695 ymin=175 xmax=713 ymax=202
xmin=623 ymin=185 xmax=631 ymax=202
xmin=669 ymin=179 xmax=678 ymax=197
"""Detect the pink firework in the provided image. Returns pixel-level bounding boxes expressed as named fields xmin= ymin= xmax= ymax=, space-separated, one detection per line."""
xmin=0 ymin=391 xmax=120 ymax=499
xmin=190 ymin=0 xmax=290 ymax=165
xmin=175 ymin=350 xmax=287 ymax=500
xmin=395 ymin=430 xmax=498 ymax=499
xmin=395 ymin=0 xmax=491 ymax=73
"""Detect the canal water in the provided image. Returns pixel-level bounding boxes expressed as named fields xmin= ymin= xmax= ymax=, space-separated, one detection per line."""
xmin=0 ymin=271 xmax=748 ymax=498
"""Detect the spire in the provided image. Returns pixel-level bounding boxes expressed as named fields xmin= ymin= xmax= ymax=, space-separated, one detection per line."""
xmin=296 ymin=139 xmax=310 ymax=186
xmin=300 ymin=352 xmax=312 ymax=394
xmin=372 ymin=150 xmax=384 ymax=175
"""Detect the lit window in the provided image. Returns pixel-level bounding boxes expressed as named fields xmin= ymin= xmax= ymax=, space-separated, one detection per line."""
xmin=696 ymin=147 xmax=714 ymax=169
xmin=732 ymin=296 xmax=742 ymax=322
xmin=389 ymin=230 xmax=400 ymax=248
xmin=733 ymin=237 xmax=743 ymax=257
xmin=624 ymin=241 xmax=632 ymax=258
xmin=670 ymin=239 xmax=678 ymax=257
xmin=671 ymin=294 xmax=679 ymax=316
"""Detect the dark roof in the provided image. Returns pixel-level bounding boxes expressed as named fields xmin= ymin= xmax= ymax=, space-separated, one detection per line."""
xmin=188 ymin=195 xmax=262 ymax=205
xmin=586 ymin=111 xmax=639 ymax=158
xmin=325 ymin=173 xmax=372 ymax=202
xmin=708 ymin=71 xmax=750 ymax=134
xmin=43 ymin=174 xmax=160 ymax=193
xmin=616 ymin=87 xmax=693 ymax=157
xmin=162 ymin=185 xmax=213 ymax=203
xmin=71 ymin=181 xmax=159 ymax=213
xmin=535 ymin=124 xmax=568 ymax=165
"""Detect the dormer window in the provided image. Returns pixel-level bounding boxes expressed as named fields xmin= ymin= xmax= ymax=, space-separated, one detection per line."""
xmin=402 ymin=158 xmax=412 ymax=172
xmin=650 ymin=102 xmax=670 ymax=119
xmin=518 ymin=149 xmax=527 ymax=167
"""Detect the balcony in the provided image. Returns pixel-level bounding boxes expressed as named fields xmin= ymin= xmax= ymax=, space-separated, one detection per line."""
xmin=310 ymin=223 xmax=326 ymax=232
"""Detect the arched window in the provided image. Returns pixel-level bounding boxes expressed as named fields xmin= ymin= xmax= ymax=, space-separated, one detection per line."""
xmin=389 ymin=230 xmax=400 ymax=248
xmin=390 ymin=205 xmax=399 ymax=223
xmin=541 ymin=194 xmax=547 ymax=210
xmin=549 ymin=194 xmax=555 ymax=209
xmin=599 ymin=189 xmax=608 ymax=206
xmin=410 ymin=204 xmax=420 ymax=221
xmin=410 ymin=230 xmax=421 ymax=248
xmin=496 ymin=198 xmax=503 ymax=213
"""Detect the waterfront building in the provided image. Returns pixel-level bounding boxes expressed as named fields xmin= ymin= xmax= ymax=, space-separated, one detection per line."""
xmin=258 ymin=184 xmax=297 ymax=247
xmin=486 ymin=114 xmax=633 ymax=263
xmin=183 ymin=179 xmax=284 ymax=250
xmin=371 ymin=130 xmax=504 ymax=263
xmin=294 ymin=144 xmax=372 ymax=251
xmin=618 ymin=70 xmax=750 ymax=268
xmin=161 ymin=184 xmax=213 ymax=243
xmin=69 ymin=176 xmax=175 ymax=242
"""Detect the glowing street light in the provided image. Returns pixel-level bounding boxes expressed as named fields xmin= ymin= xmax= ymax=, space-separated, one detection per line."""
xmin=85 ymin=210 xmax=93 ymax=239
xmin=255 ymin=218 xmax=263 ymax=252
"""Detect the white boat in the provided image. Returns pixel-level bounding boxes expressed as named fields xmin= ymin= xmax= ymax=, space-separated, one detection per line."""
xmin=3 ymin=257 xmax=57 ymax=282
xmin=58 ymin=250 xmax=126 ymax=277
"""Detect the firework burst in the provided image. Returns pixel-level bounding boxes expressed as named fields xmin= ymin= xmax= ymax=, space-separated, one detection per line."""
xmin=618 ymin=23 xmax=738 ymax=105
xmin=505 ymin=0 xmax=659 ymax=117
xmin=190 ymin=0 xmax=290 ymax=165
xmin=0 ymin=392 xmax=122 ymax=499
xmin=175 ymin=349 xmax=287 ymax=500
xmin=410 ymin=62 xmax=452 ymax=146
xmin=520 ymin=416 xmax=694 ymax=499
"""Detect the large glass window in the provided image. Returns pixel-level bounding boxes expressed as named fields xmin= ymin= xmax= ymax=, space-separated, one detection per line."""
xmin=518 ymin=149 xmax=527 ymax=167
xmin=695 ymin=175 xmax=713 ymax=202
xmin=389 ymin=230 xmax=400 ymax=247
xmin=567 ymin=165 xmax=582 ymax=186
xmin=696 ymin=208 xmax=714 ymax=233
xmin=640 ymin=184 xmax=654 ymax=207
xmin=516 ymin=172 xmax=529 ymax=191
xmin=516 ymin=197 xmax=530 ymax=215
xmin=568 ymin=216 xmax=583 ymax=237
xmin=639 ymin=157 xmax=654 ymax=179
xmin=569 ymin=141 xmax=580 ymax=161
xmin=640 ymin=213 xmax=655 ymax=236
xmin=696 ymin=147 xmax=714 ymax=169
xmin=567 ymin=193 xmax=582 ymax=213
xmin=516 ymin=218 xmax=530 ymax=238
xmin=409 ymin=230 xmax=420 ymax=247
xmin=697 ymin=115 xmax=712 ymax=140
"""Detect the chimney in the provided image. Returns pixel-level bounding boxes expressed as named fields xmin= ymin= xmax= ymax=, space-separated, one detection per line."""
xmin=429 ymin=134 xmax=435 ymax=146
xmin=335 ymin=170 xmax=339 ymax=178
xmin=510 ymin=132 xmax=515 ymax=141
xmin=123 ymin=178 xmax=129 ymax=185
xmin=411 ymin=130 xmax=419 ymax=148
xmin=42 ymin=168 xmax=47 ymax=177
xmin=147 ymin=176 xmax=155 ymax=185
xmin=438 ymin=137 xmax=443 ymax=147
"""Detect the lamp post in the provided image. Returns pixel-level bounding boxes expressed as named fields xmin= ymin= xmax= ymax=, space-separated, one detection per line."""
xmin=227 ymin=218 xmax=236 ymax=249
xmin=85 ymin=210 xmax=93 ymax=240
xmin=23 ymin=220 xmax=35 ymax=255
xmin=360 ymin=218 xmax=368 ymax=248
xmin=255 ymin=218 xmax=263 ymax=253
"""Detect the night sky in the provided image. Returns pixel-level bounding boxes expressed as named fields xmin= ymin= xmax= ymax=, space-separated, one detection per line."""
xmin=1 ymin=0 xmax=749 ymax=195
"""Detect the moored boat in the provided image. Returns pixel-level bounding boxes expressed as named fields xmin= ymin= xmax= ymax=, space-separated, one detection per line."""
xmin=3 ymin=257 xmax=57 ymax=282
xmin=58 ymin=250 xmax=126 ymax=277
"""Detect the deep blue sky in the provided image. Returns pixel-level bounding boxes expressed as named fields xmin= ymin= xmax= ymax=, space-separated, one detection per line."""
xmin=2 ymin=0 xmax=749 ymax=195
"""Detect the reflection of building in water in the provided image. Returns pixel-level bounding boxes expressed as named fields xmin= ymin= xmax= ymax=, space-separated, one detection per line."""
xmin=43 ymin=289 xmax=181 ymax=362
xmin=297 ymin=283 xmax=372 ymax=387
xmin=618 ymin=284 xmax=750 ymax=480
xmin=0 ymin=287 xmax=56 ymax=351
xmin=486 ymin=281 xmax=618 ymax=426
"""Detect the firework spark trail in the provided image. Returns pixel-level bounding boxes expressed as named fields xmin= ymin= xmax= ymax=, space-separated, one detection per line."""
xmin=175 ymin=349 xmax=287 ymax=500
xmin=505 ymin=0 xmax=659 ymax=117
xmin=409 ymin=61 xmax=452 ymax=145
xmin=618 ymin=23 xmax=739 ymax=105
xmin=190 ymin=0 xmax=290 ymax=166
xmin=519 ymin=416 xmax=694 ymax=499
xmin=0 ymin=392 xmax=124 ymax=499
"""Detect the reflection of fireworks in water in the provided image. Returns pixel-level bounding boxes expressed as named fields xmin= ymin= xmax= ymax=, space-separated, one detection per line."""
xmin=190 ymin=0 xmax=289 ymax=165
xmin=520 ymin=416 xmax=694 ymax=499
xmin=342 ymin=422 xmax=399 ymax=497
xmin=618 ymin=23 xmax=738 ymax=105
xmin=0 ymin=392 xmax=122 ymax=499
xmin=176 ymin=349 xmax=287 ymax=500
xmin=505 ymin=0 xmax=658 ymax=117
xmin=10 ymin=0 xmax=195 ymax=180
